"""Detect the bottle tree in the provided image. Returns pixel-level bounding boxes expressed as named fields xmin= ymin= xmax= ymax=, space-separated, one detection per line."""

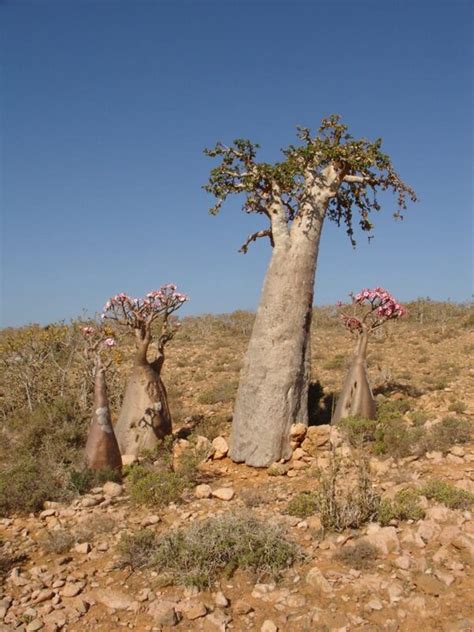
xmin=204 ymin=115 xmax=416 ymax=466
xmin=82 ymin=326 xmax=122 ymax=474
xmin=102 ymin=285 xmax=187 ymax=456
xmin=332 ymin=288 xmax=407 ymax=423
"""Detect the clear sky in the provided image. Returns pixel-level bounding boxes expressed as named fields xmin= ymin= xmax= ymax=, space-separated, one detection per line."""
xmin=1 ymin=0 xmax=472 ymax=327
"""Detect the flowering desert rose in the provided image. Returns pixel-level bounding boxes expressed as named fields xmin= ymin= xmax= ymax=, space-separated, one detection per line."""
xmin=102 ymin=285 xmax=187 ymax=456
xmin=332 ymin=287 xmax=406 ymax=423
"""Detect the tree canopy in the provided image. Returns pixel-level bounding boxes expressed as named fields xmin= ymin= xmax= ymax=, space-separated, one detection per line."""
xmin=204 ymin=115 xmax=417 ymax=249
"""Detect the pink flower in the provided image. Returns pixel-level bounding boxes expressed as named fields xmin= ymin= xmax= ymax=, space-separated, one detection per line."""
xmin=103 ymin=338 xmax=116 ymax=347
xmin=82 ymin=326 xmax=95 ymax=336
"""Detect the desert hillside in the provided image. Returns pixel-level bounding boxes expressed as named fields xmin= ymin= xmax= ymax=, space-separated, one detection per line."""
xmin=0 ymin=301 xmax=473 ymax=632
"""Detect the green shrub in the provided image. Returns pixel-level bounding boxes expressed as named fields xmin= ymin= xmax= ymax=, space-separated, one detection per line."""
xmin=316 ymin=458 xmax=380 ymax=532
xmin=0 ymin=453 xmax=66 ymax=515
xmin=425 ymin=417 xmax=472 ymax=453
xmin=287 ymin=492 xmax=319 ymax=518
xmin=376 ymin=399 xmax=412 ymax=421
xmin=420 ymin=480 xmax=474 ymax=510
xmin=334 ymin=540 xmax=379 ymax=570
xmin=338 ymin=416 xmax=379 ymax=446
xmin=374 ymin=419 xmax=423 ymax=458
xmin=447 ymin=401 xmax=467 ymax=414
xmin=119 ymin=513 xmax=300 ymax=588
xmin=127 ymin=465 xmax=187 ymax=508
xmin=68 ymin=467 xmax=121 ymax=495
xmin=378 ymin=488 xmax=425 ymax=526
xmin=197 ymin=381 xmax=238 ymax=405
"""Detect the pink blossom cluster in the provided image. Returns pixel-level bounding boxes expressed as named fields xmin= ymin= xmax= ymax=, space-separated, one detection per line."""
xmin=81 ymin=327 xmax=116 ymax=348
xmin=353 ymin=287 xmax=406 ymax=319
xmin=102 ymin=285 xmax=188 ymax=325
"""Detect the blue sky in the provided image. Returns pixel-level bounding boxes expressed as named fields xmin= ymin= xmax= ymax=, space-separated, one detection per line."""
xmin=1 ymin=0 xmax=472 ymax=326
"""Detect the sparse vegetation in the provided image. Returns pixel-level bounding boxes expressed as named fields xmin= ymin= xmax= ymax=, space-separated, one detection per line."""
xmin=316 ymin=457 xmax=380 ymax=531
xmin=197 ymin=381 xmax=238 ymax=405
xmin=334 ymin=540 xmax=379 ymax=569
xmin=378 ymin=488 xmax=425 ymax=526
xmin=338 ymin=416 xmax=379 ymax=446
xmin=40 ymin=529 xmax=75 ymax=554
xmin=287 ymin=492 xmax=319 ymax=518
xmin=119 ymin=512 xmax=300 ymax=588
xmin=420 ymin=480 xmax=474 ymax=510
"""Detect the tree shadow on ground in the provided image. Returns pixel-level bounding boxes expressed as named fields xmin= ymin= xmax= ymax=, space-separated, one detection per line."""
xmin=308 ymin=380 xmax=335 ymax=426
xmin=373 ymin=381 xmax=424 ymax=398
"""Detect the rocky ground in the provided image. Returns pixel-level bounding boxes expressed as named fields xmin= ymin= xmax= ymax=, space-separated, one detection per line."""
xmin=1 ymin=308 xmax=473 ymax=631
xmin=1 ymin=426 xmax=473 ymax=632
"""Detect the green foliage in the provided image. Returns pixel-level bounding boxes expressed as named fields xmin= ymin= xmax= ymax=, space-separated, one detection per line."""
xmin=316 ymin=458 xmax=380 ymax=532
xmin=119 ymin=513 xmax=300 ymax=589
xmin=127 ymin=465 xmax=187 ymax=508
xmin=422 ymin=417 xmax=472 ymax=454
xmin=447 ymin=401 xmax=468 ymax=414
xmin=197 ymin=381 xmax=238 ymax=405
xmin=287 ymin=492 xmax=319 ymax=518
xmin=420 ymin=480 xmax=474 ymax=510
xmin=378 ymin=489 xmax=425 ymax=526
xmin=376 ymin=399 xmax=412 ymax=421
xmin=204 ymin=115 xmax=417 ymax=246
xmin=0 ymin=453 xmax=67 ymax=515
xmin=374 ymin=419 xmax=423 ymax=458
xmin=338 ymin=416 xmax=379 ymax=446
xmin=68 ymin=467 xmax=121 ymax=495
xmin=334 ymin=541 xmax=379 ymax=570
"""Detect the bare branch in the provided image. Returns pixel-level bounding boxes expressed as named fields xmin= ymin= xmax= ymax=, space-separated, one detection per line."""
xmin=343 ymin=174 xmax=375 ymax=184
xmin=239 ymin=228 xmax=274 ymax=253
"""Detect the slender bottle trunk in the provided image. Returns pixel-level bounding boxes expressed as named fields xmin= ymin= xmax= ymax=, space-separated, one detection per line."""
xmin=114 ymin=345 xmax=172 ymax=456
xmin=229 ymin=215 xmax=323 ymax=467
xmin=84 ymin=367 xmax=122 ymax=473
xmin=331 ymin=329 xmax=376 ymax=423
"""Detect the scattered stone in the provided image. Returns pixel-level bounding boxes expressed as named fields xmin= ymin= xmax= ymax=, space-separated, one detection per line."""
xmin=81 ymin=497 xmax=100 ymax=508
xmin=39 ymin=509 xmax=56 ymax=519
xmin=367 ymin=598 xmax=383 ymax=610
xmin=414 ymin=574 xmax=445 ymax=596
xmin=148 ymin=600 xmax=180 ymax=626
xmin=290 ymin=423 xmax=307 ymax=444
xmin=306 ymin=567 xmax=333 ymax=593
xmin=195 ymin=484 xmax=212 ymax=499
xmin=212 ymin=487 xmax=235 ymax=501
xmin=94 ymin=589 xmax=134 ymax=610
xmin=74 ymin=542 xmax=91 ymax=554
xmin=141 ymin=515 xmax=161 ymax=526
xmin=183 ymin=602 xmax=207 ymax=620
xmin=214 ymin=591 xmax=229 ymax=608
xmin=212 ymin=436 xmax=229 ymax=459
xmin=233 ymin=599 xmax=253 ymax=615
xmin=102 ymin=481 xmax=123 ymax=497
xmin=394 ymin=555 xmax=410 ymax=570
xmin=61 ymin=583 xmax=83 ymax=598
xmin=121 ymin=454 xmax=137 ymax=466
xmin=364 ymin=525 xmax=400 ymax=555
xmin=261 ymin=620 xmax=278 ymax=632
xmin=26 ymin=620 xmax=43 ymax=632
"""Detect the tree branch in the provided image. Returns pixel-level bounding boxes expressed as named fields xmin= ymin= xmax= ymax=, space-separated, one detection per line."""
xmin=343 ymin=175 xmax=375 ymax=184
xmin=239 ymin=228 xmax=274 ymax=253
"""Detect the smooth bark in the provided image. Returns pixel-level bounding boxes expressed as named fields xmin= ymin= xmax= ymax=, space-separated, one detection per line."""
xmin=114 ymin=334 xmax=172 ymax=456
xmin=230 ymin=200 xmax=325 ymax=466
xmin=332 ymin=329 xmax=376 ymax=423
xmin=84 ymin=366 xmax=122 ymax=473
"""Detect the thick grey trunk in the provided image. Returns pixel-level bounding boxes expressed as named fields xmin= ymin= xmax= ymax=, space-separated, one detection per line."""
xmin=332 ymin=331 xmax=376 ymax=423
xmin=229 ymin=218 xmax=322 ymax=467
xmin=84 ymin=367 xmax=122 ymax=473
xmin=114 ymin=358 xmax=172 ymax=456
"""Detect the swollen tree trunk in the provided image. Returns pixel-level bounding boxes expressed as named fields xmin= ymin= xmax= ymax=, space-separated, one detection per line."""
xmin=114 ymin=342 xmax=172 ymax=456
xmin=84 ymin=366 xmax=122 ymax=474
xmin=230 ymin=210 xmax=323 ymax=467
xmin=331 ymin=330 xmax=376 ymax=423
